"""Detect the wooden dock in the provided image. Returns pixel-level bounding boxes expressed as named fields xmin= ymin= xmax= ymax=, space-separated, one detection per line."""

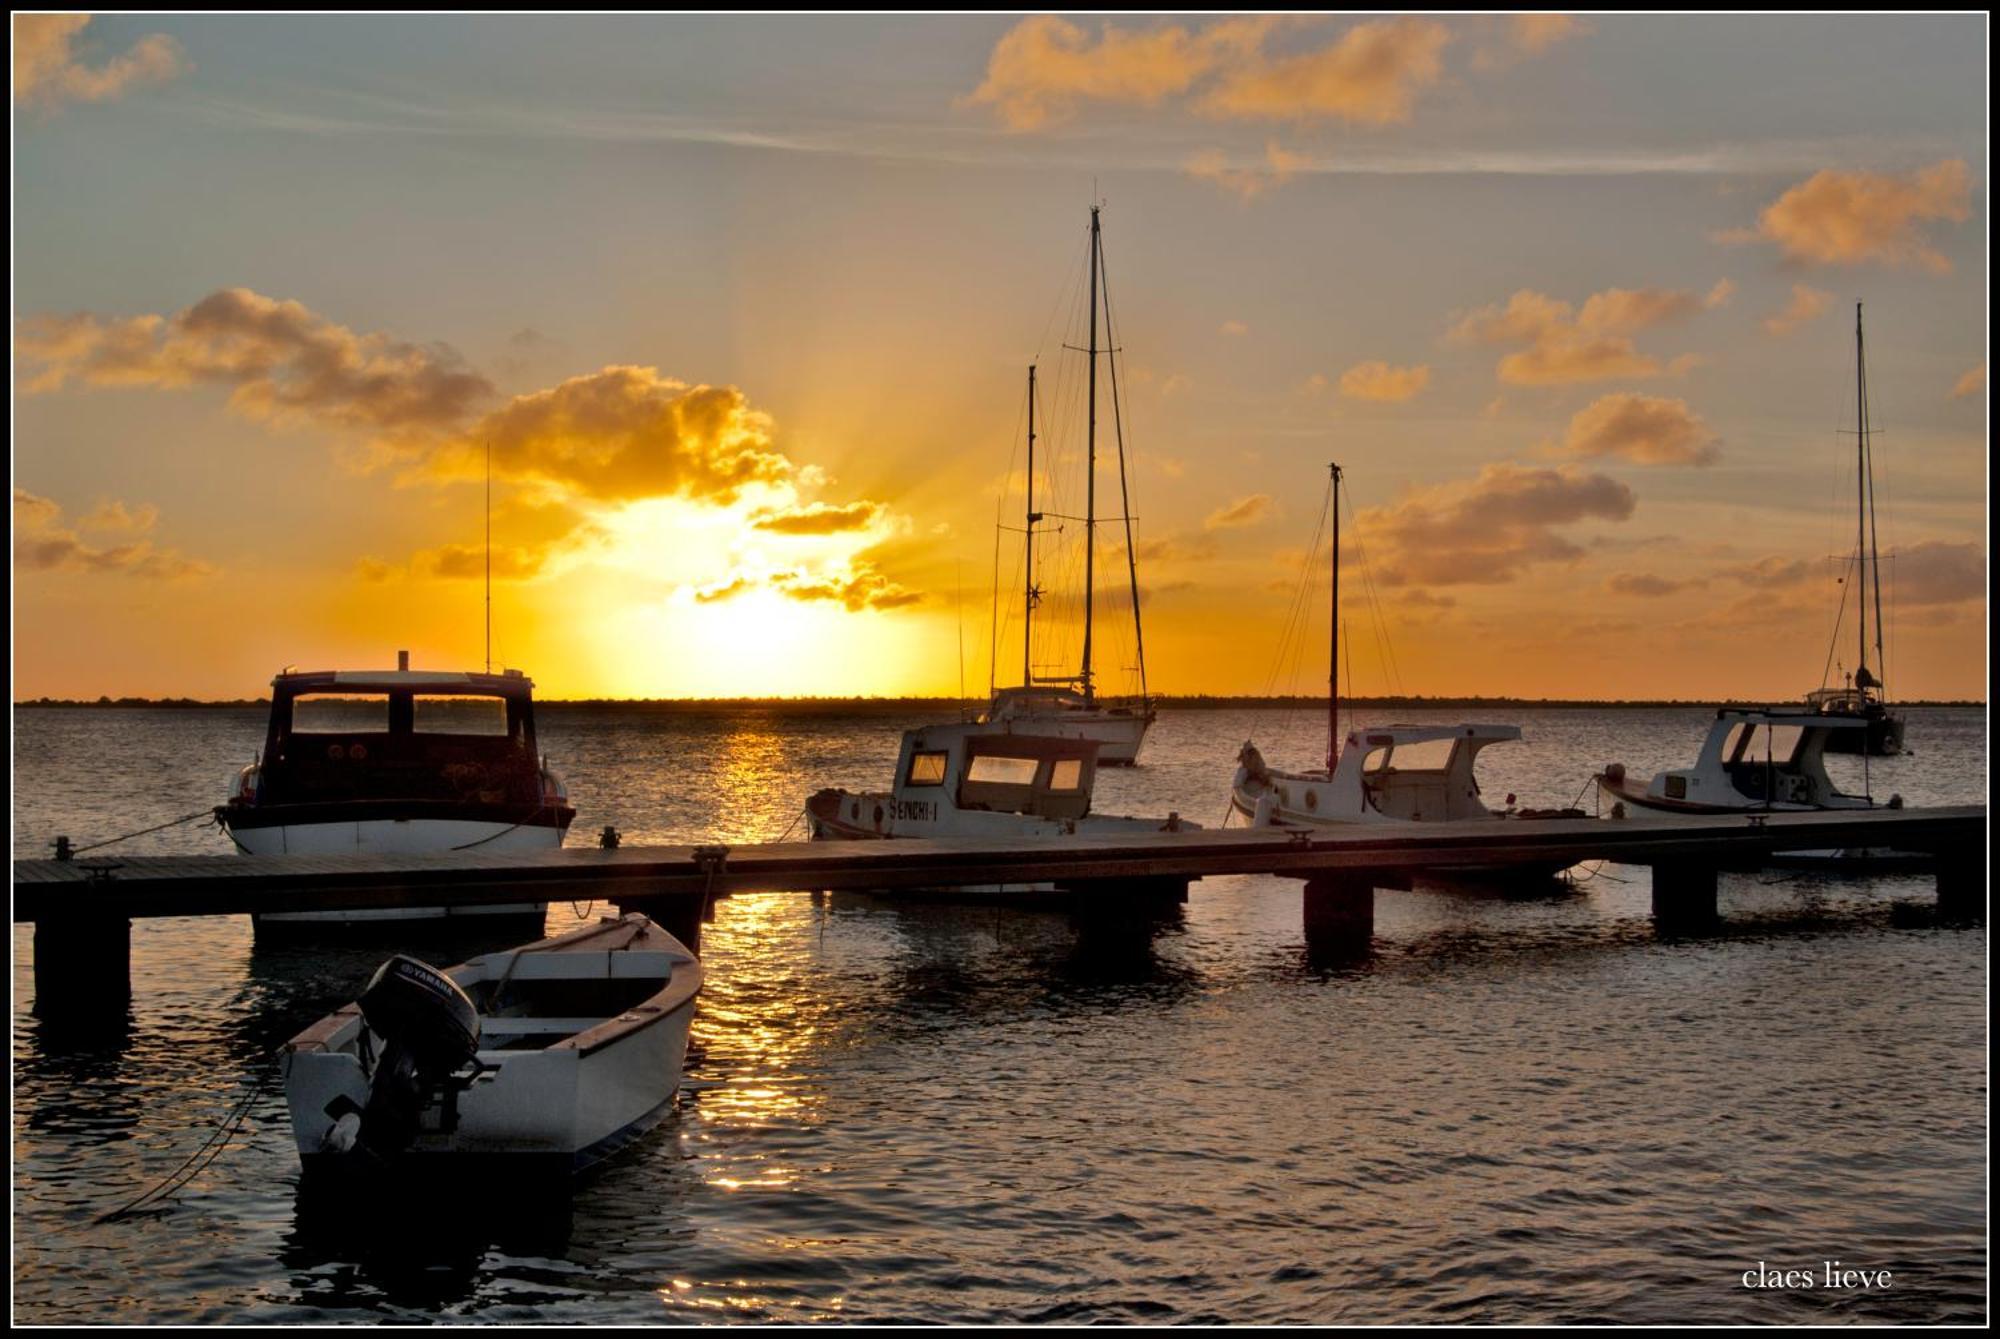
xmin=14 ymin=805 xmax=1986 ymax=1014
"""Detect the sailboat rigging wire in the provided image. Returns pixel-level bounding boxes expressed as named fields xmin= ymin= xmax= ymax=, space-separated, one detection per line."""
xmin=1341 ymin=487 xmax=1406 ymax=698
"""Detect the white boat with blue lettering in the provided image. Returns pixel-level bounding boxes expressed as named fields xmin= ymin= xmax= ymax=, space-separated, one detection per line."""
xmin=284 ymin=914 xmax=701 ymax=1183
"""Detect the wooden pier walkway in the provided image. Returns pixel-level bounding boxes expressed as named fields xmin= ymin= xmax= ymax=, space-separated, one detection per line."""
xmin=14 ymin=805 xmax=1986 ymax=1014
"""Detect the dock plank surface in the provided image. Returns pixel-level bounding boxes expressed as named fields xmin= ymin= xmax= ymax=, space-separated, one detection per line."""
xmin=13 ymin=805 xmax=1983 ymax=921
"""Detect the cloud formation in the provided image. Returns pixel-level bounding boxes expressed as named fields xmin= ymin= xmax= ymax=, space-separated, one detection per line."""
xmin=1951 ymin=365 xmax=1984 ymax=399
xmin=963 ymin=16 xmax=1449 ymax=130
xmin=19 ymin=288 xmax=916 ymax=606
xmin=1605 ymin=571 xmax=1699 ymax=598
xmin=1562 ymin=393 xmax=1720 ymax=466
xmin=1200 ymin=17 xmax=1451 ymax=125
xmin=1357 ymin=464 xmax=1636 ymax=587
xmin=14 ymin=488 xmax=211 ymax=579
xmin=1720 ymin=160 xmax=1972 ymax=273
xmin=1337 ymin=360 xmax=1430 ymax=402
xmin=1183 ymin=140 xmax=1309 ymax=201
xmin=750 ymin=499 xmax=886 ymax=535
xmin=1762 ymin=283 xmax=1834 ymax=337
xmin=1448 ymin=284 xmax=1710 ymax=385
xmin=14 ymin=14 xmax=188 ymax=110
xmin=1204 ymin=494 xmax=1273 ymax=530
xmin=18 ymin=287 xmax=494 ymax=446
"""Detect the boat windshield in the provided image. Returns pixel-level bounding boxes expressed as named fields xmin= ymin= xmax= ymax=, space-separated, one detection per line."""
xmin=1724 ymin=722 xmax=1806 ymax=766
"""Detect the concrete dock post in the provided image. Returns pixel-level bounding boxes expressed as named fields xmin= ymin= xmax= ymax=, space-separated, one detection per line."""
xmin=1650 ymin=861 xmax=1719 ymax=933
xmin=1302 ymin=872 xmax=1374 ymax=959
xmin=1935 ymin=845 xmax=1986 ymax=921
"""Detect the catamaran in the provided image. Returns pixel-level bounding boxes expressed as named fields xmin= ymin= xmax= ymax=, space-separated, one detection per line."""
xmin=1802 ymin=303 xmax=1905 ymax=756
xmin=982 ymin=205 xmax=1155 ymax=765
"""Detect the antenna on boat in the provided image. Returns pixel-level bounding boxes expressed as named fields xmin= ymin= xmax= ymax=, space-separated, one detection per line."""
xmin=484 ymin=438 xmax=493 ymax=675
xmin=957 ymin=560 xmax=968 ymax=720
xmin=1024 ymin=363 xmax=1038 ymax=690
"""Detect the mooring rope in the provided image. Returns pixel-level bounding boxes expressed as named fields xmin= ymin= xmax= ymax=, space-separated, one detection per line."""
xmin=63 ymin=809 xmax=218 ymax=857
xmin=91 ymin=1061 xmax=271 ymax=1226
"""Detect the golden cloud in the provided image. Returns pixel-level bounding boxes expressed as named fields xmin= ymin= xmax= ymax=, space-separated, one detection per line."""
xmin=1337 ymin=360 xmax=1430 ymax=402
xmin=1951 ymin=365 xmax=1984 ymax=399
xmin=1448 ymin=284 xmax=1708 ymax=386
xmin=1200 ymin=17 xmax=1450 ymax=125
xmin=962 ymin=16 xmax=1448 ymax=131
xmin=1357 ymin=463 xmax=1636 ymax=587
xmin=14 ymin=14 xmax=188 ymax=110
xmin=1724 ymin=160 xmax=1972 ymax=273
xmin=1204 ymin=493 xmax=1273 ymax=530
xmin=13 ymin=487 xmax=211 ymax=579
xmin=960 ymin=15 xmax=1278 ymax=131
xmin=1562 ymin=393 xmax=1719 ymax=467
xmin=1761 ymin=283 xmax=1834 ymax=337
xmin=1184 ymin=140 xmax=1310 ymax=201
xmin=750 ymin=499 xmax=886 ymax=535
xmin=1511 ymin=14 xmax=1589 ymax=55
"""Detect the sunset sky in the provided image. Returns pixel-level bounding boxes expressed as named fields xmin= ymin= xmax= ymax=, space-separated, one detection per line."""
xmin=12 ymin=14 xmax=1989 ymax=701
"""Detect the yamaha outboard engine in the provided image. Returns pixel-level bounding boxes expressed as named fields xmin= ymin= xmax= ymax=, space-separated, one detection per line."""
xmin=332 ymin=955 xmax=481 ymax=1161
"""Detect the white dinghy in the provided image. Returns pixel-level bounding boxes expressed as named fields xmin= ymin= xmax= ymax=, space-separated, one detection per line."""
xmin=284 ymin=914 xmax=701 ymax=1182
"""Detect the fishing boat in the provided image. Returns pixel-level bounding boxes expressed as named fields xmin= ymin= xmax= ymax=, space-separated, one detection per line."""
xmin=217 ymin=652 xmax=574 ymax=931
xmin=1801 ymin=303 xmax=1905 ymax=756
xmin=1228 ymin=464 xmax=1580 ymax=879
xmin=284 ymin=914 xmax=701 ymax=1182
xmin=806 ymin=720 xmax=1192 ymax=894
xmin=1596 ymin=708 xmax=1884 ymax=815
xmin=982 ymin=206 xmax=1156 ymax=765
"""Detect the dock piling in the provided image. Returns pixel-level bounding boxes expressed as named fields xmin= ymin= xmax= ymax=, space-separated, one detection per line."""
xmin=32 ymin=914 xmax=132 ymax=1022
xmin=1302 ymin=872 xmax=1375 ymax=959
xmin=1935 ymin=845 xmax=1986 ymax=922
xmin=1650 ymin=860 xmax=1719 ymax=933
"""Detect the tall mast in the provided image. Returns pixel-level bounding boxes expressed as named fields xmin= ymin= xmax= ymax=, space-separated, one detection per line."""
xmin=1327 ymin=462 xmax=1342 ymax=774
xmin=1854 ymin=303 xmax=1869 ymax=689
xmin=484 ymin=438 xmax=492 ymax=674
xmin=1081 ymin=204 xmax=1100 ymax=704
xmin=1099 ymin=216 xmax=1149 ymax=707
xmin=1860 ymin=304 xmax=1886 ymax=694
xmin=1023 ymin=363 xmax=1038 ymax=689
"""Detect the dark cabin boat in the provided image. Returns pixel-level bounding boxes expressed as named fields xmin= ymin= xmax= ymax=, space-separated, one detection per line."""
xmin=218 ymin=652 xmax=573 ymax=931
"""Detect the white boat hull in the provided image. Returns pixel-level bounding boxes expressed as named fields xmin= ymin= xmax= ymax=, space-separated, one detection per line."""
xmin=286 ymin=997 xmax=694 ymax=1173
xmin=236 ymin=818 xmax=558 ymax=927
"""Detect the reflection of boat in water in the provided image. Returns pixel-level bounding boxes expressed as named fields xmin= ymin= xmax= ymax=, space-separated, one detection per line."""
xmin=981 ymin=206 xmax=1155 ymax=765
xmin=218 ymin=652 xmax=573 ymax=931
xmin=284 ymin=914 xmax=700 ymax=1182
xmin=806 ymin=720 xmax=1192 ymax=896
xmin=1229 ymin=463 xmax=1579 ymax=881
xmin=1801 ymin=303 xmax=1905 ymax=757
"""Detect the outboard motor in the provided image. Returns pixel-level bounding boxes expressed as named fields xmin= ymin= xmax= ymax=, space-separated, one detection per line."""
xmin=329 ymin=955 xmax=481 ymax=1160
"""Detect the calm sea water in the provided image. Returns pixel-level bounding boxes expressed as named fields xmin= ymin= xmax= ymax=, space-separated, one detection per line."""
xmin=11 ymin=704 xmax=1987 ymax=1323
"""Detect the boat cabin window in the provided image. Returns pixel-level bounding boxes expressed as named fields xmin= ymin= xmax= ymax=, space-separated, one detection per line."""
xmin=906 ymin=751 xmax=949 ymax=786
xmin=1384 ymin=737 xmax=1457 ymax=772
xmin=413 ymin=694 xmax=511 ymax=736
xmin=1048 ymin=758 xmax=1083 ymax=792
xmin=291 ymin=693 xmax=391 ymax=733
xmin=965 ymin=755 xmax=1040 ymax=785
xmin=1361 ymin=745 xmax=1392 ymax=776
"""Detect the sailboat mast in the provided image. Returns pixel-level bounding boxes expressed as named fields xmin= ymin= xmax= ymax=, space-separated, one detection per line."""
xmin=1861 ymin=307 xmax=1886 ymax=693
xmin=1854 ymin=303 xmax=1869 ymax=687
xmin=1328 ymin=462 xmax=1342 ymax=774
xmin=484 ymin=438 xmax=492 ymax=675
xmin=1024 ymin=363 xmax=1037 ymax=689
xmin=1081 ymin=205 xmax=1100 ymax=704
xmin=1099 ymin=217 xmax=1149 ymax=707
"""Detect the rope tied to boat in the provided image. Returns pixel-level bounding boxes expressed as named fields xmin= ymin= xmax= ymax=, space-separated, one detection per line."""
xmin=55 ymin=808 xmax=222 ymax=860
